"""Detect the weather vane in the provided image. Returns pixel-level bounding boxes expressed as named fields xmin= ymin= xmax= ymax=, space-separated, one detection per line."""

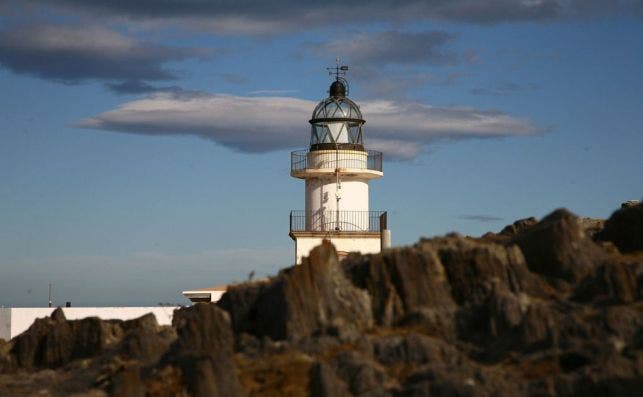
xmin=327 ymin=57 xmax=349 ymax=80
xmin=326 ymin=57 xmax=350 ymax=95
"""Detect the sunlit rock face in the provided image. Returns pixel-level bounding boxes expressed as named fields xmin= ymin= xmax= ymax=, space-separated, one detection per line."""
xmin=1 ymin=204 xmax=642 ymax=397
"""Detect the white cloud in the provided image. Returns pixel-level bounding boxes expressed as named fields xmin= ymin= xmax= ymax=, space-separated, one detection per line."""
xmin=76 ymin=91 xmax=540 ymax=159
xmin=0 ymin=22 xmax=211 ymax=83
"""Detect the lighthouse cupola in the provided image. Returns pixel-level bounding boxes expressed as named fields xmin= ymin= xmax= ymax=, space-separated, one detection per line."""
xmin=309 ymin=74 xmax=365 ymax=151
xmin=288 ymin=62 xmax=391 ymax=264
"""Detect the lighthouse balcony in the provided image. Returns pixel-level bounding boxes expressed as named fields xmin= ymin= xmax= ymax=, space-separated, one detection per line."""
xmin=289 ymin=210 xmax=387 ymax=234
xmin=290 ymin=149 xmax=383 ymax=179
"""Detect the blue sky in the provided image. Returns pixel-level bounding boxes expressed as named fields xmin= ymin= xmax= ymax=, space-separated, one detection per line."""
xmin=1 ymin=1 xmax=641 ymax=306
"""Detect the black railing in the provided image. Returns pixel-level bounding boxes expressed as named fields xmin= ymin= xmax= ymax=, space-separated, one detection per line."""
xmin=291 ymin=149 xmax=383 ymax=173
xmin=290 ymin=210 xmax=387 ymax=232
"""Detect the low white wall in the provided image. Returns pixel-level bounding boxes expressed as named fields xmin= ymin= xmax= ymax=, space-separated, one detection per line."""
xmin=295 ymin=236 xmax=381 ymax=264
xmin=0 ymin=307 xmax=177 ymax=341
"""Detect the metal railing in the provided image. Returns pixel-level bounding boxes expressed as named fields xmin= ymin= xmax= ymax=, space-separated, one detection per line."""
xmin=291 ymin=149 xmax=383 ymax=173
xmin=290 ymin=210 xmax=387 ymax=232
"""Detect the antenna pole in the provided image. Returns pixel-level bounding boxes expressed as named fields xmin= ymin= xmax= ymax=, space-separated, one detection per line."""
xmin=48 ymin=283 xmax=52 ymax=307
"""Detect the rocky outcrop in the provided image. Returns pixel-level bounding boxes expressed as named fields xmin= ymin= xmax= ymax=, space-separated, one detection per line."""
xmin=510 ymin=209 xmax=606 ymax=284
xmin=500 ymin=216 xmax=538 ymax=237
xmin=597 ymin=201 xmax=643 ymax=253
xmin=1 ymin=305 xmax=241 ymax=397
xmin=1 ymin=204 xmax=642 ymax=396
xmin=219 ymin=240 xmax=373 ymax=342
xmin=159 ymin=303 xmax=242 ymax=397
xmin=10 ymin=308 xmax=127 ymax=369
xmin=342 ymin=245 xmax=455 ymax=327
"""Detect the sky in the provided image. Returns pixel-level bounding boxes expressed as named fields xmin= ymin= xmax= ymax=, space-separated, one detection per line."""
xmin=1 ymin=0 xmax=642 ymax=306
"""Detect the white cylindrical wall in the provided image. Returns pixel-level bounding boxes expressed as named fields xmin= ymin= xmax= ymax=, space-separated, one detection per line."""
xmin=305 ymin=177 xmax=369 ymax=231
xmin=306 ymin=150 xmax=367 ymax=170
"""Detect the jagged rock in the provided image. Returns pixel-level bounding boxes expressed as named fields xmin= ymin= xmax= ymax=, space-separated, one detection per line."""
xmin=399 ymin=361 xmax=524 ymax=397
xmin=579 ymin=217 xmax=605 ymax=238
xmin=332 ymin=350 xmax=390 ymax=396
xmin=9 ymin=309 xmax=174 ymax=371
xmin=397 ymin=307 xmax=456 ymax=341
xmin=143 ymin=365 xmax=184 ymax=397
xmin=516 ymin=301 xmax=559 ymax=351
xmin=343 ymin=246 xmax=455 ymax=326
xmin=309 ymin=361 xmax=351 ymax=397
xmin=216 ymin=279 xmax=268 ymax=338
xmin=219 ymin=240 xmax=373 ymax=341
xmin=161 ymin=303 xmax=242 ymax=397
xmin=597 ymin=201 xmax=643 ymax=253
xmin=422 ymin=234 xmax=545 ymax=305
xmin=370 ymin=333 xmax=460 ymax=368
xmin=110 ymin=364 xmax=144 ymax=397
xmin=116 ymin=314 xmax=176 ymax=366
xmin=500 ymin=216 xmax=539 ymax=237
xmin=456 ymin=282 xmax=558 ymax=361
xmin=573 ymin=262 xmax=639 ymax=304
xmin=602 ymin=306 xmax=643 ymax=348
xmin=0 ymin=338 xmax=10 ymax=373
xmin=511 ymin=209 xmax=605 ymax=283
xmin=10 ymin=307 xmax=76 ymax=369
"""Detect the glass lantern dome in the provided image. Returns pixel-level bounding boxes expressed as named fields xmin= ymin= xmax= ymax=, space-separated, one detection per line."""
xmin=309 ymin=80 xmax=365 ymax=151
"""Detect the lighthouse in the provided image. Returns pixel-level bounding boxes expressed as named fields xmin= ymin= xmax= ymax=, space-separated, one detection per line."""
xmin=289 ymin=64 xmax=390 ymax=263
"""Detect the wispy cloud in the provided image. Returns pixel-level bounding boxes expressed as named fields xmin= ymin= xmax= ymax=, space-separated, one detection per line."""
xmin=304 ymin=29 xmax=471 ymax=98
xmin=311 ymin=30 xmax=460 ymax=66
xmin=470 ymin=81 xmax=539 ymax=96
xmin=248 ymin=89 xmax=300 ymax=96
xmin=458 ymin=214 xmax=503 ymax=222
xmin=349 ymin=67 xmax=467 ymax=98
xmin=75 ymin=91 xmax=541 ymax=160
xmin=105 ymin=81 xmax=184 ymax=95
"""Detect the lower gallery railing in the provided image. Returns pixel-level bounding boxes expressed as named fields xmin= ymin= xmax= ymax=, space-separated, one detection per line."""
xmin=290 ymin=210 xmax=387 ymax=232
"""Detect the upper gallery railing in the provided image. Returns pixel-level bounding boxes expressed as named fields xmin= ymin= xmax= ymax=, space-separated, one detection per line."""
xmin=291 ymin=149 xmax=383 ymax=173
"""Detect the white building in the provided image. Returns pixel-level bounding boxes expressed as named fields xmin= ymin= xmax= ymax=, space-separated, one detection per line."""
xmin=0 ymin=306 xmax=176 ymax=341
xmin=181 ymin=285 xmax=227 ymax=303
xmin=289 ymin=68 xmax=391 ymax=263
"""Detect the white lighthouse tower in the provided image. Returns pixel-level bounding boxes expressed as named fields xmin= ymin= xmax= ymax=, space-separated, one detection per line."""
xmin=289 ymin=64 xmax=390 ymax=263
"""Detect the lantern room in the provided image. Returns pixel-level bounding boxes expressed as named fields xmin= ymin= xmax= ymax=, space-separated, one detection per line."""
xmin=309 ymin=79 xmax=365 ymax=151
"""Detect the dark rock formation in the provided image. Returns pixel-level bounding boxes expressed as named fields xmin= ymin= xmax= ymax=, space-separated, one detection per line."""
xmin=219 ymin=240 xmax=373 ymax=342
xmin=500 ymin=216 xmax=538 ymax=237
xmin=579 ymin=217 xmax=605 ymax=239
xmin=10 ymin=307 xmax=124 ymax=369
xmin=309 ymin=361 xmax=351 ymax=397
xmin=160 ymin=303 xmax=242 ymax=397
xmin=597 ymin=201 xmax=643 ymax=253
xmin=510 ymin=208 xmax=606 ymax=284
xmin=1 ymin=204 xmax=642 ymax=396
xmin=342 ymin=245 xmax=455 ymax=327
